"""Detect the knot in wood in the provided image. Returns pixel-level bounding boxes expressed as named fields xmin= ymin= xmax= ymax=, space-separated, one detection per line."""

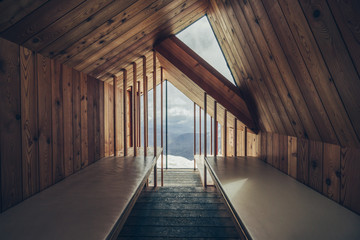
xmin=313 ymin=9 xmax=321 ymax=18
xmin=325 ymin=178 xmax=331 ymax=186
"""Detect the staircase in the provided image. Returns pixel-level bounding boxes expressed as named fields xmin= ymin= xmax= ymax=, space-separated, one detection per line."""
xmin=117 ymin=169 xmax=241 ymax=239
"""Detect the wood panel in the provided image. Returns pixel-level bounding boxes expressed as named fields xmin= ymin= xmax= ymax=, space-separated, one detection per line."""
xmin=87 ymin=76 xmax=95 ymax=164
xmin=272 ymin=133 xmax=280 ymax=168
xmin=263 ymin=131 xmax=360 ymax=215
xmin=99 ymin=81 xmax=105 ymax=158
xmin=208 ymin=0 xmax=277 ymax=133
xmin=341 ymin=147 xmax=360 ymax=214
xmin=323 ymin=143 xmax=341 ymax=202
xmin=94 ymin=77 xmax=101 ymax=160
xmin=108 ymin=84 xmax=114 ymax=156
xmin=260 ymin=132 xmax=267 ymax=161
xmin=288 ymin=136 xmax=297 ymax=178
xmin=23 ymin=0 xmax=115 ymax=52
xmin=266 ymin=132 xmax=272 ymax=165
xmin=327 ymin=0 xmax=360 ymax=75
xmin=297 ymin=138 xmax=309 ymax=185
xmin=263 ymin=0 xmax=347 ymax=146
xmin=37 ymin=53 xmax=53 ymax=191
xmin=62 ymin=64 xmax=74 ymax=177
xmin=0 ymin=0 xmax=48 ymax=32
xmin=299 ymin=0 xmax=360 ymax=146
xmin=206 ymin=0 xmax=360 ymax=148
xmin=279 ymin=134 xmax=288 ymax=174
xmin=104 ymin=82 xmax=109 ymax=156
xmin=1 ymin=0 xmax=86 ymax=44
xmin=309 ymin=140 xmax=323 ymax=193
xmin=80 ymin=72 xmax=88 ymax=166
xmin=72 ymin=69 xmax=82 ymax=171
xmin=255 ymin=0 xmax=335 ymax=143
xmin=115 ymin=83 xmax=122 ymax=155
xmin=0 ymin=38 xmax=105 ymax=212
xmin=0 ymin=38 xmax=22 ymax=211
xmin=88 ymin=0 xmax=207 ymax=79
xmin=51 ymin=60 xmax=64 ymax=183
xmin=40 ymin=0 xmax=136 ymax=58
xmin=20 ymin=46 xmax=39 ymax=199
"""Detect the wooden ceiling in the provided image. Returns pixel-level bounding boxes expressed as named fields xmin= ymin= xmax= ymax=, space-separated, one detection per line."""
xmin=1 ymin=0 xmax=359 ymax=148
xmin=0 ymin=0 xmax=208 ymax=82
xmin=207 ymin=0 xmax=360 ymax=148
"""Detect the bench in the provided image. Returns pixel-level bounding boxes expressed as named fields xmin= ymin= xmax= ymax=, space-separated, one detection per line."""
xmin=0 ymin=147 xmax=161 ymax=240
xmin=205 ymin=156 xmax=360 ymax=240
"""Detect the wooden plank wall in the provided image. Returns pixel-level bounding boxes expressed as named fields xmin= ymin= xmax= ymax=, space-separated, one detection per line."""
xmin=260 ymin=131 xmax=360 ymax=215
xmin=0 ymin=37 xmax=105 ymax=212
xmin=207 ymin=0 xmax=360 ymax=149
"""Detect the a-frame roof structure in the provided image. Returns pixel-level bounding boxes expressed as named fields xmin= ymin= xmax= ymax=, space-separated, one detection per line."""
xmin=1 ymin=0 xmax=359 ymax=148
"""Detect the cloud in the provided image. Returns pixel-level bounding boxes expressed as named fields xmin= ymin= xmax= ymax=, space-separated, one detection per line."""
xmin=176 ymin=16 xmax=235 ymax=84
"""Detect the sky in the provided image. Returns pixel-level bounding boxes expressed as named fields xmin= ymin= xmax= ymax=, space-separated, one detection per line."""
xmin=144 ymin=15 xmax=231 ymax=160
xmin=163 ymin=15 xmax=235 ymax=133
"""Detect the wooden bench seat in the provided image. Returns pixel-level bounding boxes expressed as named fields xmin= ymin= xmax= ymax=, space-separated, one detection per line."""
xmin=205 ymin=156 xmax=360 ymax=240
xmin=0 ymin=147 xmax=161 ymax=240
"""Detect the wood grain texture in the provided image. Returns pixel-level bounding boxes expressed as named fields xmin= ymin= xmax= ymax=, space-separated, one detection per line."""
xmin=237 ymin=0 xmax=315 ymax=139
xmin=104 ymin=82 xmax=109 ymax=156
xmin=99 ymin=81 xmax=105 ymax=158
xmin=23 ymin=0 xmax=115 ymax=52
xmin=208 ymin=0 xmax=278 ymax=134
xmin=108 ymin=84 xmax=114 ymax=156
xmin=51 ymin=60 xmax=64 ymax=183
xmin=87 ymin=76 xmax=95 ymax=164
xmin=0 ymin=38 xmax=22 ymax=211
xmin=288 ymin=137 xmax=297 ymax=179
xmin=279 ymin=135 xmax=288 ymax=174
xmin=40 ymin=0 xmax=136 ymax=58
xmin=341 ymin=147 xmax=360 ymax=214
xmin=94 ymin=77 xmax=101 ymax=160
xmin=72 ymin=69 xmax=81 ymax=171
xmin=297 ymin=138 xmax=309 ymax=185
xmin=327 ymin=0 xmax=360 ymax=74
xmin=37 ymin=53 xmax=53 ymax=191
xmin=272 ymin=133 xmax=280 ymax=168
xmin=273 ymin=0 xmax=356 ymax=147
xmin=62 ymin=64 xmax=74 ymax=177
xmin=260 ymin=132 xmax=267 ymax=162
xmin=266 ymin=132 xmax=272 ymax=165
xmin=309 ymin=140 xmax=323 ymax=193
xmin=20 ymin=46 xmax=39 ymax=199
xmin=299 ymin=0 xmax=360 ymax=147
xmin=323 ymin=143 xmax=341 ymax=202
xmin=1 ymin=0 xmax=85 ymax=44
xmin=80 ymin=72 xmax=88 ymax=167
xmin=99 ymin=81 xmax=105 ymax=159
xmin=0 ymin=0 xmax=48 ymax=32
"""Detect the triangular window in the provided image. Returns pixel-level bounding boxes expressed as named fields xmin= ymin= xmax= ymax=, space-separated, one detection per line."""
xmin=176 ymin=15 xmax=235 ymax=85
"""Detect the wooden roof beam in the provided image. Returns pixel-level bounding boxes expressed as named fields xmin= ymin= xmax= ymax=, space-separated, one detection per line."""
xmin=155 ymin=35 xmax=258 ymax=133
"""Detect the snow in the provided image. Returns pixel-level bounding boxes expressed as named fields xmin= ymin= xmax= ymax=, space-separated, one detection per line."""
xmin=156 ymin=155 xmax=194 ymax=168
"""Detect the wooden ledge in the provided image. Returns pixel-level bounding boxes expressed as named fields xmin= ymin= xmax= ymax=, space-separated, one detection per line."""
xmin=205 ymin=156 xmax=360 ymax=240
xmin=0 ymin=150 xmax=162 ymax=240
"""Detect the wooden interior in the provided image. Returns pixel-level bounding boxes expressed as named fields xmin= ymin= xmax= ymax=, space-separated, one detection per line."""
xmin=0 ymin=0 xmax=360 ymax=237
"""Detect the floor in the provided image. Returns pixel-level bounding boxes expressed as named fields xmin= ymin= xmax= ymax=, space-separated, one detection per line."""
xmin=117 ymin=169 xmax=241 ymax=239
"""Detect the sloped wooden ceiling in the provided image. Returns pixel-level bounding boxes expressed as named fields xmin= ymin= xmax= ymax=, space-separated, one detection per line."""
xmin=207 ymin=0 xmax=360 ymax=148
xmin=0 ymin=0 xmax=208 ymax=83
xmin=2 ymin=0 xmax=359 ymax=149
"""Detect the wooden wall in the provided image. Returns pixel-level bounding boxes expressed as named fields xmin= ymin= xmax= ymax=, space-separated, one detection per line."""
xmin=260 ymin=131 xmax=360 ymax=215
xmin=0 ymin=37 xmax=105 ymax=212
xmin=208 ymin=0 xmax=360 ymax=148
